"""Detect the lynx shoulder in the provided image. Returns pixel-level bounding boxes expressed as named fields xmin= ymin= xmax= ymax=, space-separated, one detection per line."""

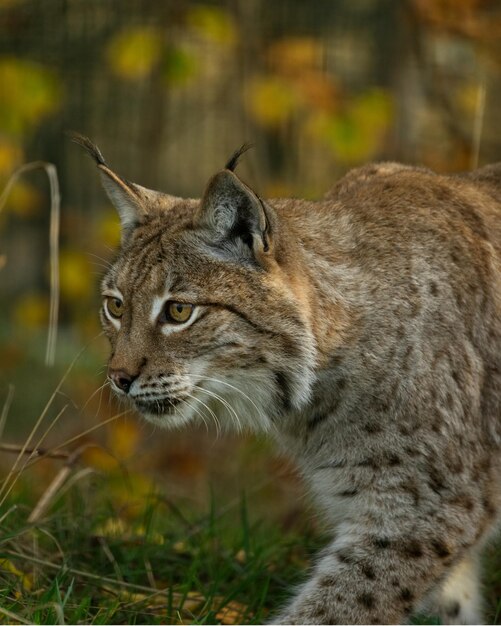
xmin=76 ymin=133 xmax=501 ymax=624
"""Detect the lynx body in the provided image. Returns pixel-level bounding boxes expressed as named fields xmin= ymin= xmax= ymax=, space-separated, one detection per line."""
xmin=78 ymin=134 xmax=501 ymax=624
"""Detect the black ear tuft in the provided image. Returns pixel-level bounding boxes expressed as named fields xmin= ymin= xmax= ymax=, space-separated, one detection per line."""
xmin=67 ymin=131 xmax=107 ymax=167
xmin=224 ymin=143 xmax=253 ymax=172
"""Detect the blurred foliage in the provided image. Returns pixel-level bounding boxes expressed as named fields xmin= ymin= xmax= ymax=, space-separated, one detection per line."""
xmin=0 ymin=58 xmax=62 ymax=136
xmin=413 ymin=0 xmax=501 ymax=40
xmin=0 ymin=1 xmax=500 ymax=619
xmin=306 ymin=89 xmax=393 ymax=163
xmin=0 ymin=137 xmax=22 ymax=176
xmin=106 ymin=6 xmax=236 ymax=86
xmin=247 ymin=37 xmax=393 ymax=165
xmin=12 ymin=292 xmax=49 ymax=330
xmin=107 ymin=27 xmax=164 ymax=80
xmin=0 ymin=467 xmax=322 ymax=624
xmin=187 ymin=6 xmax=237 ymax=46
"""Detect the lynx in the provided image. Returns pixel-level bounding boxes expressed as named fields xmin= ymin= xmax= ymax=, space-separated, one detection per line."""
xmin=75 ymin=133 xmax=501 ymax=625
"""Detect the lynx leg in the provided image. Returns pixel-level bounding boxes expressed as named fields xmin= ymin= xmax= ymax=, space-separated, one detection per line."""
xmin=421 ymin=552 xmax=483 ymax=625
xmin=270 ymin=504 xmax=485 ymax=625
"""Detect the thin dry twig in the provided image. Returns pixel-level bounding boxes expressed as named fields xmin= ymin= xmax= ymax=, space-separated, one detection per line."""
xmin=0 ymin=384 xmax=15 ymax=440
xmin=0 ymin=605 xmax=31 ymax=625
xmin=98 ymin=536 xmax=125 ymax=584
xmin=0 ymin=504 xmax=19 ymax=526
xmin=0 ymin=442 xmax=71 ymax=461
xmin=0 ymin=409 xmax=130 ymax=484
xmin=0 ymin=405 xmax=69 ymax=507
xmin=47 ymin=467 xmax=96 ymax=505
xmin=4 ymin=549 xmax=205 ymax=605
xmin=28 ymin=445 xmax=90 ymax=523
xmin=0 ymin=161 xmax=61 ymax=367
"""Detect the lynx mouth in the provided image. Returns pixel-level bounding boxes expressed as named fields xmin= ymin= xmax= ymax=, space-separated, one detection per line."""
xmin=134 ymin=397 xmax=183 ymax=416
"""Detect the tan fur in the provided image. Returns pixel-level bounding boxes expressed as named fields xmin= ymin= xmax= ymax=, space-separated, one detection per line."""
xmin=78 ymin=134 xmax=501 ymax=624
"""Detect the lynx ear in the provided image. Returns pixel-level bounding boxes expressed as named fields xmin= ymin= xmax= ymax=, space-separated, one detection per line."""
xmin=70 ymin=133 xmax=179 ymax=240
xmin=195 ymin=169 xmax=273 ymax=263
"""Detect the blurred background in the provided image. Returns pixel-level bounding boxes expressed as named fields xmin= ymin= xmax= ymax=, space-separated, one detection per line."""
xmin=1 ymin=0 xmax=501 ymax=537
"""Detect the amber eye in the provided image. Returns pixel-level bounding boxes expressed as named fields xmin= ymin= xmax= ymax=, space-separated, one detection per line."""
xmin=164 ymin=301 xmax=194 ymax=324
xmin=105 ymin=296 xmax=123 ymax=319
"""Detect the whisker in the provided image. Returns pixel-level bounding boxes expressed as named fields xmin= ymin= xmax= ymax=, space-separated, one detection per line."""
xmin=187 ymin=394 xmax=221 ymax=438
xmin=191 ymin=374 xmax=266 ymax=423
xmin=95 ymin=380 xmax=109 ymax=419
xmin=183 ymin=396 xmax=209 ymax=435
xmin=86 ymin=252 xmax=113 ymax=269
xmin=194 ymin=385 xmax=242 ymax=433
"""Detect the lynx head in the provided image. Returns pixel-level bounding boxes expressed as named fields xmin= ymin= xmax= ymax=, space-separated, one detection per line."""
xmin=75 ymin=134 xmax=316 ymax=432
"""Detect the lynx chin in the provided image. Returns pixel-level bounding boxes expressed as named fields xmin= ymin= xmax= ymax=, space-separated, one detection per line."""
xmin=75 ymin=132 xmax=501 ymax=625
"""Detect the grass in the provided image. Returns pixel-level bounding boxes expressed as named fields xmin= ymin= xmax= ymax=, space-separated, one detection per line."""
xmin=0 ymin=334 xmax=500 ymax=624
xmin=0 ymin=468 xmax=324 ymax=625
xmin=0 ymin=356 xmax=500 ymax=625
xmin=2 ymin=454 xmax=501 ymax=626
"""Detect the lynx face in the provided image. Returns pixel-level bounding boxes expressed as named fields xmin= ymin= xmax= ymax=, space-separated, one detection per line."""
xmin=80 ymin=138 xmax=316 ymax=432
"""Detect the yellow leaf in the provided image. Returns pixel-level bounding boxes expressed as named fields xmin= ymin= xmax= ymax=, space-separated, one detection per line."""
xmin=0 ymin=137 xmax=22 ymax=176
xmin=458 ymin=82 xmax=484 ymax=116
xmin=109 ymin=419 xmax=141 ymax=460
xmin=0 ymin=559 xmax=32 ymax=591
xmin=1 ymin=179 xmax=41 ymax=217
xmin=82 ymin=446 xmax=119 ymax=472
xmin=294 ymin=71 xmax=338 ymax=112
xmin=264 ymin=181 xmax=294 ymax=198
xmin=107 ymin=27 xmax=163 ymax=80
xmin=162 ymin=46 xmax=197 ymax=86
xmin=268 ymin=37 xmax=322 ymax=74
xmin=134 ymin=524 xmax=164 ymax=545
xmin=235 ymin=548 xmax=246 ymax=564
xmin=350 ymin=88 xmax=393 ymax=132
xmin=246 ymin=77 xmax=299 ymax=128
xmin=0 ymin=58 xmax=62 ymax=135
xmin=306 ymin=89 xmax=393 ymax=164
xmin=108 ymin=473 xmax=158 ymax=518
xmin=94 ymin=519 xmax=164 ymax=545
xmin=173 ymin=540 xmax=187 ymax=553
xmin=187 ymin=6 xmax=237 ymax=45
xmin=215 ymin=600 xmax=250 ymax=624
xmin=0 ymin=0 xmax=26 ymax=7
xmin=59 ymin=249 xmax=93 ymax=300
xmin=182 ymin=590 xmax=207 ymax=613
xmin=12 ymin=293 xmax=49 ymax=330
xmin=96 ymin=210 xmax=121 ymax=249
xmin=94 ymin=517 xmax=127 ymax=538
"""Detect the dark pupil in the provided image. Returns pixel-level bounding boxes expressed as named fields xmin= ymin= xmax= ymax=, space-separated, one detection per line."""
xmin=176 ymin=304 xmax=183 ymax=313
xmin=114 ymin=299 xmax=121 ymax=309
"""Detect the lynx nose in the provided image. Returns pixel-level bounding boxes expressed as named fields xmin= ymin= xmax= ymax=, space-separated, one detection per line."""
xmin=108 ymin=369 xmax=137 ymax=394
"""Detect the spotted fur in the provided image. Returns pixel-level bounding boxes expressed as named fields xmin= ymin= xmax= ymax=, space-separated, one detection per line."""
xmin=79 ymin=134 xmax=501 ymax=624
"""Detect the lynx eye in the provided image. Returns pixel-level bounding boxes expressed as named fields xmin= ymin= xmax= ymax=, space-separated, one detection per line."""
xmin=164 ymin=301 xmax=194 ymax=324
xmin=105 ymin=296 xmax=123 ymax=319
